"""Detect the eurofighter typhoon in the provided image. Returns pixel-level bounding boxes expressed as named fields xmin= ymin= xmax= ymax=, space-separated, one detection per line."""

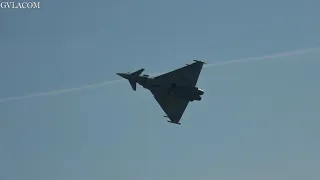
xmin=117 ymin=60 xmax=206 ymax=125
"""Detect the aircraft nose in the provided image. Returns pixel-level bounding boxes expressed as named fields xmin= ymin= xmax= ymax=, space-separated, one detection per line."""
xmin=116 ymin=73 xmax=129 ymax=79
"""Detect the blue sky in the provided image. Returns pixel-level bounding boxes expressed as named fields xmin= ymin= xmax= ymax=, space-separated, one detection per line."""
xmin=1 ymin=0 xmax=320 ymax=179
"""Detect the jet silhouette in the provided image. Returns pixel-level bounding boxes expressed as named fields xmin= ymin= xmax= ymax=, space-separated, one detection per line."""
xmin=117 ymin=60 xmax=205 ymax=125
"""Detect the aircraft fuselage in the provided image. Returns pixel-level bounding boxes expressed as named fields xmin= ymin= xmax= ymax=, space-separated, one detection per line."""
xmin=133 ymin=76 xmax=204 ymax=101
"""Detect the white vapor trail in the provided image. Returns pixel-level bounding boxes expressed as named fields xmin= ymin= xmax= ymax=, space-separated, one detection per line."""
xmin=1 ymin=46 xmax=320 ymax=103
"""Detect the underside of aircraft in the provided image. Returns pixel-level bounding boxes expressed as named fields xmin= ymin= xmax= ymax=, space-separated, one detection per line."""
xmin=117 ymin=60 xmax=206 ymax=125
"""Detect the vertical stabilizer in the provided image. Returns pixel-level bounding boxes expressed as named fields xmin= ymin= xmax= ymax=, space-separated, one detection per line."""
xmin=116 ymin=68 xmax=145 ymax=91
xmin=131 ymin=68 xmax=145 ymax=76
xmin=129 ymin=69 xmax=144 ymax=91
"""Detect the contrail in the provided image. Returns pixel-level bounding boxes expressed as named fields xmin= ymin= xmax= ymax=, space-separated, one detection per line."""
xmin=0 ymin=79 xmax=124 ymax=103
xmin=205 ymin=46 xmax=320 ymax=68
xmin=1 ymin=46 xmax=320 ymax=103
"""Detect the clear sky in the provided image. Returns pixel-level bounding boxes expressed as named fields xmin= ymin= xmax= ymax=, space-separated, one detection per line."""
xmin=1 ymin=0 xmax=320 ymax=179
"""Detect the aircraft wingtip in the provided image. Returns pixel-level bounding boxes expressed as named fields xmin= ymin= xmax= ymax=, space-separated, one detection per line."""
xmin=193 ymin=60 xmax=206 ymax=64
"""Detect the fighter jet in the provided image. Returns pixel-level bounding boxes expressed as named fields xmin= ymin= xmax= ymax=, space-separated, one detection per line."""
xmin=116 ymin=60 xmax=206 ymax=125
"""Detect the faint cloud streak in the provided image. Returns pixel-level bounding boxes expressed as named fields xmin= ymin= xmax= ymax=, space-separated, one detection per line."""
xmin=1 ymin=46 xmax=320 ymax=103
